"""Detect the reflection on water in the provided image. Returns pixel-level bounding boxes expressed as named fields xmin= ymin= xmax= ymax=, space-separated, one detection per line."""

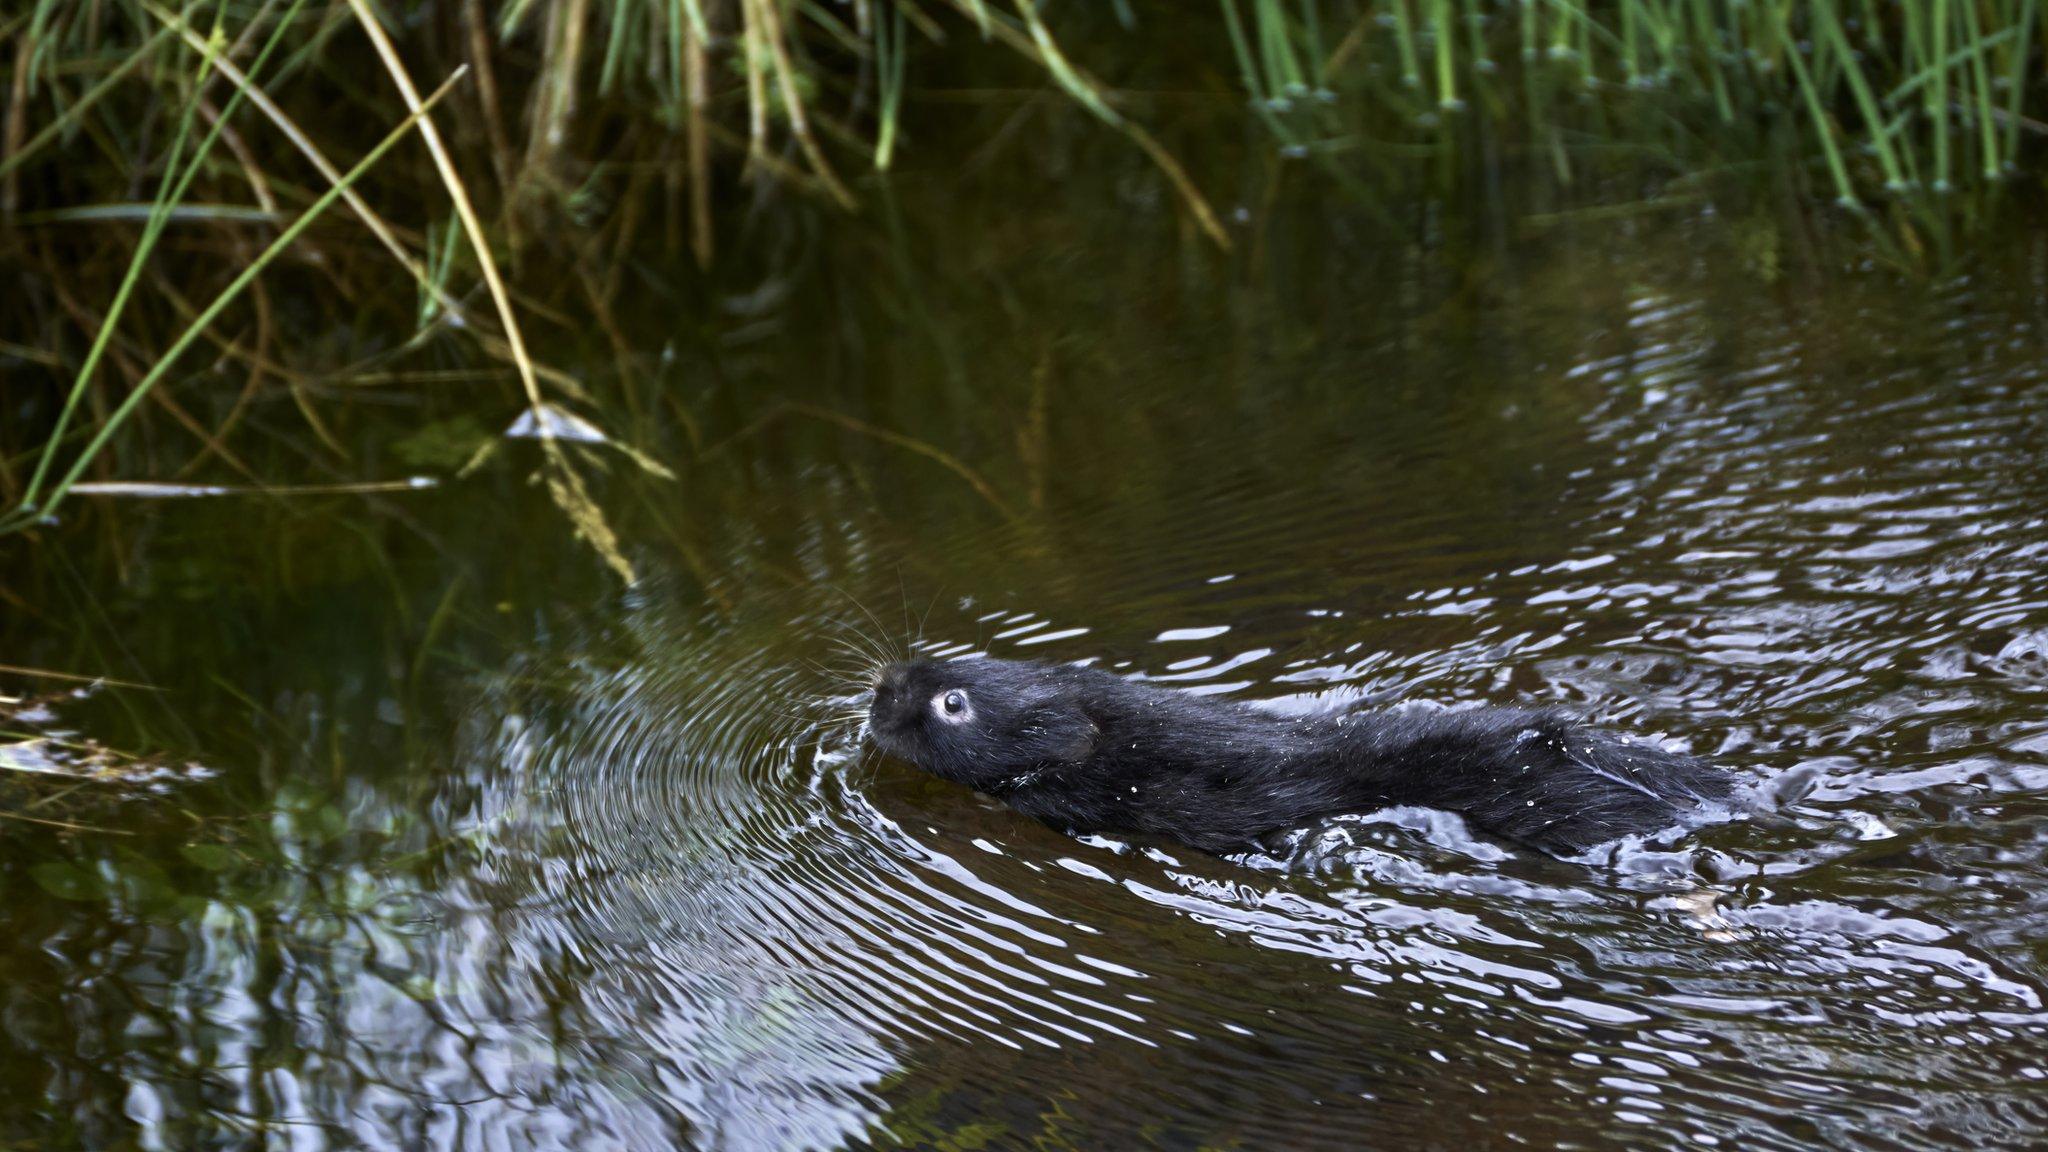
xmin=9 ymin=185 xmax=2048 ymax=1149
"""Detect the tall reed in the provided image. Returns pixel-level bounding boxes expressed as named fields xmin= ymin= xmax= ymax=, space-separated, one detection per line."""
xmin=1228 ymin=0 xmax=2040 ymax=211
xmin=2 ymin=0 xmax=2041 ymax=571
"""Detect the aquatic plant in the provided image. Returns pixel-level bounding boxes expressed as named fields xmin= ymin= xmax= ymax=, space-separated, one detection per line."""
xmin=1 ymin=0 xmax=2041 ymax=570
xmin=1225 ymin=0 xmax=2041 ymax=208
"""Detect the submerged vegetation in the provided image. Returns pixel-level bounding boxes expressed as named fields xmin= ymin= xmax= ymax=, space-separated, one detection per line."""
xmin=2 ymin=0 xmax=2044 ymax=570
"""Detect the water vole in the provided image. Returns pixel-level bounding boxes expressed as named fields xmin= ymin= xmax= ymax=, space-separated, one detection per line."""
xmin=866 ymin=657 xmax=1729 ymax=858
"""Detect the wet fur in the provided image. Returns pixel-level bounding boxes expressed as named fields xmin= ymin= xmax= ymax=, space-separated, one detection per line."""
xmin=867 ymin=657 xmax=1729 ymax=857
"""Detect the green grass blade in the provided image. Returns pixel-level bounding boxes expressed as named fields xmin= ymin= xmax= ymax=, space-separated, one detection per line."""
xmin=0 ymin=26 xmax=177 ymax=183
xmin=22 ymin=0 xmax=310 ymax=510
xmin=2002 ymin=0 xmax=2037 ymax=169
xmin=1957 ymin=0 xmax=1998 ymax=179
xmin=1008 ymin=0 xmax=1120 ymax=125
xmin=1784 ymin=32 xmax=1860 ymax=208
xmin=1811 ymin=0 xmax=1906 ymax=190
xmin=20 ymin=3 xmax=227 ymax=509
xmin=1390 ymin=0 xmax=1422 ymax=87
xmin=3 ymin=69 xmax=469 ymax=533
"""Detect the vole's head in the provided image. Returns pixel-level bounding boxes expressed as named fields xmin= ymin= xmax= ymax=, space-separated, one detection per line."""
xmin=866 ymin=658 xmax=1098 ymax=792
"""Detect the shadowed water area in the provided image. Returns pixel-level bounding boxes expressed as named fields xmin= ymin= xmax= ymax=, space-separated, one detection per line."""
xmin=8 ymin=157 xmax=2048 ymax=1150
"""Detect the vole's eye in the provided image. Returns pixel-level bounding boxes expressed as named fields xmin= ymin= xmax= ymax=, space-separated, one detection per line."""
xmin=932 ymin=689 xmax=972 ymax=723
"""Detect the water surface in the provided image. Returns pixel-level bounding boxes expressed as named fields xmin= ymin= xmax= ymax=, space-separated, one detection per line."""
xmin=7 ymin=170 xmax=2048 ymax=1150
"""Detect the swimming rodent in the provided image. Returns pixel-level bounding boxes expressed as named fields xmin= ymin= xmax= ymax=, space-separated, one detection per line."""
xmin=866 ymin=657 xmax=1730 ymax=858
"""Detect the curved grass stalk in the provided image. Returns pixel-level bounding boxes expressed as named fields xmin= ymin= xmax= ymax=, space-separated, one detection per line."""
xmin=341 ymin=0 xmax=540 ymax=414
xmin=752 ymin=0 xmax=858 ymax=209
xmin=0 ymin=70 xmax=470 ymax=537
xmin=140 ymin=1 xmax=446 ymax=313
xmin=20 ymin=1 xmax=302 ymax=512
xmin=0 ymin=26 xmax=176 ymax=183
xmin=972 ymin=0 xmax=1229 ymax=248
xmin=345 ymin=0 xmax=643 ymax=584
xmin=1008 ymin=0 xmax=1120 ymax=124
xmin=778 ymin=403 xmax=1019 ymax=521
xmin=141 ymin=1 xmax=591 ymax=405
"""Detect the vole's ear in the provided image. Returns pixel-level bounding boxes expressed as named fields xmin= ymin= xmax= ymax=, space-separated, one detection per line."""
xmin=1018 ymin=700 xmax=1098 ymax=765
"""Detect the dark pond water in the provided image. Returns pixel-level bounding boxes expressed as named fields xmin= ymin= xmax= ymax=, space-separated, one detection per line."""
xmin=9 ymin=161 xmax=2048 ymax=1150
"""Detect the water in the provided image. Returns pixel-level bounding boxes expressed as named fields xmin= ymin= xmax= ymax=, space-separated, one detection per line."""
xmin=8 ymin=171 xmax=2048 ymax=1149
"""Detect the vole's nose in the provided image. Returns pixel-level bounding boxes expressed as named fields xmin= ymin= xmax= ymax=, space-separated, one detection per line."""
xmin=869 ymin=662 xmax=911 ymax=718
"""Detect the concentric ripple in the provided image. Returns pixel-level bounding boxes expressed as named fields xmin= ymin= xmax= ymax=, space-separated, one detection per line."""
xmin=415 ymin=262 xmax=2048 ymax=1150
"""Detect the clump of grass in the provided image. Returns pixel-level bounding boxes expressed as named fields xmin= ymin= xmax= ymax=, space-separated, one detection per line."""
xmin=1 ymin=1 xmax=2042 ymax=577
xmin=2 ymin=0 xmax=1231 ymax=576
xmin=2 ymin=41 xmax=469 ymax=538
xmin=1229 ymin=0 xmax=2041 ymax=212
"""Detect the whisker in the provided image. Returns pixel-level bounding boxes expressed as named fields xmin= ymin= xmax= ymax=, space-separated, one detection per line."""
xmin=826 ymin=623 xmax=892 ymax=670
xmin=825 ymin=634 xmax=884 ymax=666
xmin=804 ymin=654 xmax=875 ymax=686
xmin=835 ymin=585 xmax=907 ymax=665
xmin=898 ymin=566 xmax=913 ymax=651
xmin=916 ymin=586 xmax=944 ymax=651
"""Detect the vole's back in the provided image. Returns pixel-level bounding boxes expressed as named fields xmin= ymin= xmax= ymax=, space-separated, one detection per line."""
xmin=1044 ymin=676 xmax=1730 ymax=855
xmin=1326 ymin=706 xmax=1729 ymax=855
